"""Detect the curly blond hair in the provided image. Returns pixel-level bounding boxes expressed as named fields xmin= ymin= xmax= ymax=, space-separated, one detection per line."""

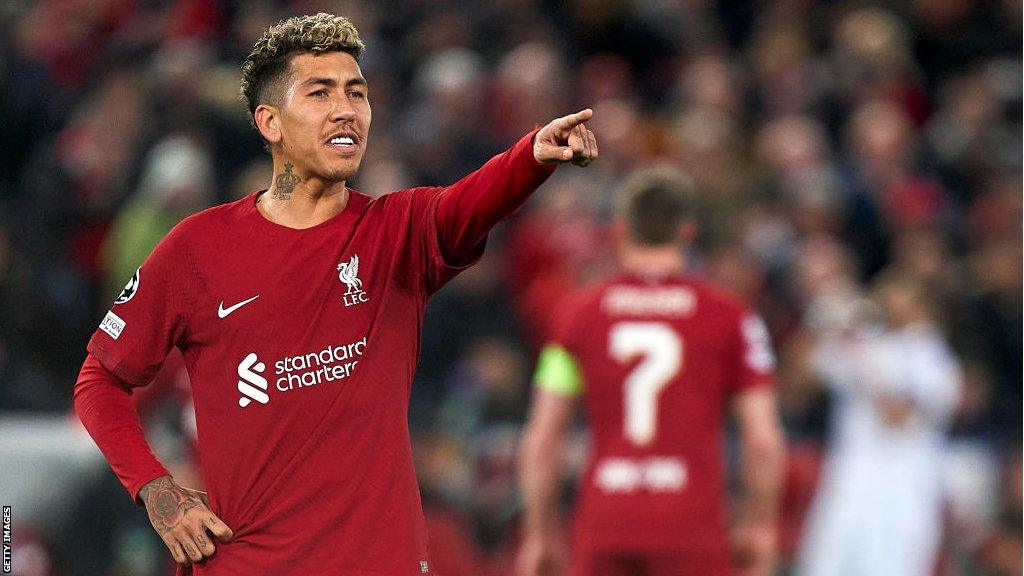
xmin=240 ymin=13 xmax=365 ymax=116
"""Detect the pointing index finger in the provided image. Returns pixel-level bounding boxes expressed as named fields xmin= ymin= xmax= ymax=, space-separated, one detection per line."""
xmin=555 ymin=108 xmax=593 ymax=131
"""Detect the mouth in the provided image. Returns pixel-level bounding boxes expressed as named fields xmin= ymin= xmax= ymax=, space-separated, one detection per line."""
xmin=325 ymin=132 xmax=359 ymax=152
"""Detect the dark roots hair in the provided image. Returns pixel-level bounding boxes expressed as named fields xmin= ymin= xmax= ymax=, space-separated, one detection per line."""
xmin=240 ymin=13 xmax=365 ymax=117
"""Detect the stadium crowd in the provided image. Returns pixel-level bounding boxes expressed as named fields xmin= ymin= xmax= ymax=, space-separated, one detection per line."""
xmin=0 ymin=0 xmax=1019 ymax=574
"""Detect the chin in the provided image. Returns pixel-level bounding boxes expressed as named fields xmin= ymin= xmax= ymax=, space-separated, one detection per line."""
xmin=325 ymin=160 xmax=362 ymax=183
xmin=319 ymin=166 xmax=353 ymax=182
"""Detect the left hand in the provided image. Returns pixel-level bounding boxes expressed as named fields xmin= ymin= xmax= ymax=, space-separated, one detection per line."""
xmin=533 ymin=108 xmax=598 ymax=167
xmin=731 ymin=519 xmax=778 ymax=576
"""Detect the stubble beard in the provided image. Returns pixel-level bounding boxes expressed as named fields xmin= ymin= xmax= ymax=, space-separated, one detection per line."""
xmin=325 ymin=156 xmax=361 ymax=183
xmin=325 ymin=165 xmax=356 ymax=183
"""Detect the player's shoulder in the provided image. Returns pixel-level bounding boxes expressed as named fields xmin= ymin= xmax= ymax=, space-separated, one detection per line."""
xmin=173 ymin=194 xmax=255 ymax=234
xmin=681 ymin=275 xmax=752 ymax=316
xmin=150 ymin=194 xmax=259 ymax=257
xmin=368 ymin=186 xmax=438 ymax=204
xmin=562 ymin=280 xmax=612 ymax=316
xmin=544 ymin=281 xmax=608 ymax=343
xmin=360 ymin=186 xmax=441 ymax=219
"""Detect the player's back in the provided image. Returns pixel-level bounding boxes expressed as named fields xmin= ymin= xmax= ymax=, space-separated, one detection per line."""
xmin=555 ymin=272 xmax=773 ymax=554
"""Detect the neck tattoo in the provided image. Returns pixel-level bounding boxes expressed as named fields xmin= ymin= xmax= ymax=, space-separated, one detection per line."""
xmin=273 ymin=162 xmax=300 ymax=200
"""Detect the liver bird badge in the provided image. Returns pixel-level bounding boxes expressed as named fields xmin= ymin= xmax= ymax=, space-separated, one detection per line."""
xmin=337 ymin=255 xmax=362 ymax=294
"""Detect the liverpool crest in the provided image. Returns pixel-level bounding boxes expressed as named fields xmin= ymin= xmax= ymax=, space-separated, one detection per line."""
xmin=337 ymin=255 xmax=369 ymax=307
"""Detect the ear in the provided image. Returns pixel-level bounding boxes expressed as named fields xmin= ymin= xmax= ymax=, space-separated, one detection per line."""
xmin=254 ymin=104 xmax=282 ymax=146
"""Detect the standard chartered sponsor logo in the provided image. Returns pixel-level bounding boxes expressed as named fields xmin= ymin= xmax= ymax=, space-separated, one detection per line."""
xmin=236 ymin=337 xmax=367 ymax=408
xmin=237 ymin=353 xmax=269 ymax=407
xmin=274 ymin=337 xmax=366 ymax=391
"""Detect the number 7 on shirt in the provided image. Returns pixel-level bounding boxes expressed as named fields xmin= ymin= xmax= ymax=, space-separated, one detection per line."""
xmin=609 ymin=322 xmax=683 ymax=446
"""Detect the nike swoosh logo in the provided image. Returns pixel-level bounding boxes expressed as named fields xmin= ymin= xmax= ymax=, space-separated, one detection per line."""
xmin=218 ymin=295 xmax=260 ymax=318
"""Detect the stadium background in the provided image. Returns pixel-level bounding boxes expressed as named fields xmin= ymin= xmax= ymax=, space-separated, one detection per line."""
xmin=0 ymin=0 xmax=1019 ymax=574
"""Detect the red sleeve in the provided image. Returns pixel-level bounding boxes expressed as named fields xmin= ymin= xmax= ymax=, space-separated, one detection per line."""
xmin=87 ymin=221 xmax=196 ymax=385
xmin=73 ymin=354 xmax=169 ymax=503
xmin=433 ymin=129 xmax=556 ymax=267
xmin=731 ymin=309 xmax=776 ymax=395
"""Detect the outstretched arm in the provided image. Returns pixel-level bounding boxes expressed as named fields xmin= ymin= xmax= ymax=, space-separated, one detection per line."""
xmin=435 ymin=109 xmax=598 ymax=265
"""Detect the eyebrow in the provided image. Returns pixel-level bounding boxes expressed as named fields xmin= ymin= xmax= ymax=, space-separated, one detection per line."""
xmin=300 ymin=76 xmax=367 ymax=89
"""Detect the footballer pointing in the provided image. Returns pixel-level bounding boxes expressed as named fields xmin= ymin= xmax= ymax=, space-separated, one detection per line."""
xmin=73 ymin=13 xmax=596 ymax=575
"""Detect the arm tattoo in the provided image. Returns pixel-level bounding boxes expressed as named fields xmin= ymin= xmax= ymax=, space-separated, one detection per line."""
xmin=142 ymin=477 xmax=205 ymax=535
xmin=272 ymin=162 xmax=300 ymax=200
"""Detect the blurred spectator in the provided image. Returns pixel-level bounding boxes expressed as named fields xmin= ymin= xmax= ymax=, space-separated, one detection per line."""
xmin=506 ymin=171 xmax=610 ymax=344
xmin=401 ymin=46 xmax=495 ymax=184
xmin=830 ymin=6 xmax=928 ymax=122
xmin=0 ymin=20 xmax=67 ymax=203
xmin=490 ymin=41 xmax=570 ymax=143
xmin=100 ymin=133 xmax=215 ymax=298
xmin=746 ymin=16 xmax=828 ymax=115
xmin=795 ymin=271 xmax=962 ymax=576
xmin=414 ymin=433 xmax=488 ymax=576
xmin=973 ymin=453 xmax=1023 ymax=575
xmin=17 ymin=0 xmax=137 ymax=88
xmin=414 ymin=246 xmax=524 ymax=430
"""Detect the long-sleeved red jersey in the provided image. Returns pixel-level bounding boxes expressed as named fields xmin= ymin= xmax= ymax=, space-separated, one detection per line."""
xmin=75 ymin=131 xmax=555 ymax=575
xmin=545 ymin=273 xmax=775 ymax=575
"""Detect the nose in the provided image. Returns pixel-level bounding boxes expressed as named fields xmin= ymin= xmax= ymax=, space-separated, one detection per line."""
xmin=331 ymin=95 xmax=356 ymax=123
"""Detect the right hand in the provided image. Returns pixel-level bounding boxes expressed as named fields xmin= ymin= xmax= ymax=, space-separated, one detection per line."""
xmin=516 ymin=531 xmax=568 ymax=576
xmin=140 ymin=475 xmax=234 ymax=566
xmin=532 ymin=108 xmax=598 ymax=167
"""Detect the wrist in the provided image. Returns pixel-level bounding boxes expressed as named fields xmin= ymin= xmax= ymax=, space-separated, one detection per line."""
xmin=527 ymin=128 xmax=556 ymax=168
xmin=139 ymin=475 xmax=173 ymax=501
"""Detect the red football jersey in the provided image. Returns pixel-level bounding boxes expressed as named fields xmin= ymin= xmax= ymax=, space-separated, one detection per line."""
xmin=85 ymin=133 xmax=554 ymax=575
xmin=551 ymin=273 xmax=774 ymax=563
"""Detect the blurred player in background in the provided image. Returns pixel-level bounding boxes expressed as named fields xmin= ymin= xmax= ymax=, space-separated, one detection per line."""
xmin=795 ymin=270 xmax=962 ymax=576
xmin=517 ymin=166 xmax=785 ymax=576
xmin=72 ymin=12 xmax=597 ymax=575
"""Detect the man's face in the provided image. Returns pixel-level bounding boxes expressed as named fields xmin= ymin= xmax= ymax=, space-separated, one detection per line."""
xmin=275 ymin=51 xmax=371 ymax=183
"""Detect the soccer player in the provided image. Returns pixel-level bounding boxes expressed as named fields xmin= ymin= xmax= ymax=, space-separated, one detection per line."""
xmin=517 ymin=166 xmax=784 ymax=576
xmin=72 ymin=13 xmax=597 ymax=575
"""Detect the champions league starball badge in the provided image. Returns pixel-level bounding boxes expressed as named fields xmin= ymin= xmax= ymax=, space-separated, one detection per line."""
xmin=114 ymin=267 xmax=141 ymax=304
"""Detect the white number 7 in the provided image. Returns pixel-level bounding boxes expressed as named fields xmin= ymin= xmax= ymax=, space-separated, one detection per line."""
xmin=609 ymin=322 xmax=683 ymax=446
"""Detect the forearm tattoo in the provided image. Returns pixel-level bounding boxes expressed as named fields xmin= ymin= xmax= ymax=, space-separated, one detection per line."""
xmin=273 ymin=162 xmax=300 ymax=200
xmin=142 ymin=477 xmax=203 ymax=535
